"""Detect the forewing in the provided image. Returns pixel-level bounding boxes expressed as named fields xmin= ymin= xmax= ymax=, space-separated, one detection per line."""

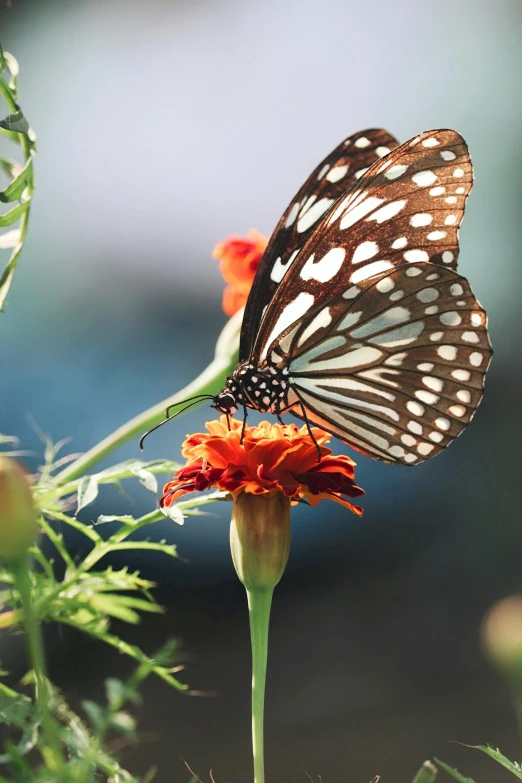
xmin=253 ymin=129 xmax=473 ymax=364
xmin=239 ymin=128 xmax=400 ymax=360
xmin=283 ymin=262 xmax=491 ymax=464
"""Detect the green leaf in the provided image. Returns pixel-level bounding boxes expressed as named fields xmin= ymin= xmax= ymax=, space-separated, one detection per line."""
xmin=132 ymin=466 xmax=157 ymax=493
xmin=0 ymin=690 xmax=39 ymax=763
xmin=90 ymin=594 xmax=142 ymax=624
xmin=0 ymin=229 xmax=20 ymax=249
xmin=473 ymin=746 xmax=522 ymax=779
xmin=0 ymin=199 xmax=29 ymax=227
xmin=411 ymin=761 xmax=437 ymax=783
xmin=76 ymin=475 xmax=99 ymax=513
xmin=0 ymin=433 xmax=18 ymax=447
xmin=110 ymin=710 xmax=136 ymax=736
xmin=0 ymin=110 xmax=29 ymax=133
xmin=435 ymin=760 xmax=477 ymax=783
xmin=161 ymin=503 xmax=185 ymax=525
xmin=0 ymin=45 xmax=5 ymax=73
xmin=0 ymin=157 xmax=33 ymax=203
xmin=2 ymin=52 xmax=19 ymax=90
xmin=81 ymin=699 xmax=105 ymax=733
xmin=105 ymin=677 xmax=126 ymax=708
xmin=60 ymin=616 xmax=188 ymax=691
xmin=0 ymin=157 xmax=22 ymax=179
xmin=96 ymin=514 xmax=136 ymax=525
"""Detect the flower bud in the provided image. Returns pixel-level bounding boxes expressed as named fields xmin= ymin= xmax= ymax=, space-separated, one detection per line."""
xmin=482 ymin=596 xmax=522 ymax=685
xmin=230 ymin=491 xmax=290 ymax=592
xmin=0 ymin=458 xmax=38 ymax=565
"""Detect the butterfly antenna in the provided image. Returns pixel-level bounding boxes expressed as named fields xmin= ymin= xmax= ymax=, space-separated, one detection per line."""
xmin=165 ymin=394 xmax=215 ymax=418
xmin=139 ymin=398 xmax=209 ymax=450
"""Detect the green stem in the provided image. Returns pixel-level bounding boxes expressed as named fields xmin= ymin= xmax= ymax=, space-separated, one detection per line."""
xmin=247 ymin=587 xmax=273 ymax=783
xmin=54 ymin=310 xmax=242 ymax=485
xmin=0 ymin=70 xmax=36 ymax=309
xmin=13 ymin=561 xmax=65 ymax=775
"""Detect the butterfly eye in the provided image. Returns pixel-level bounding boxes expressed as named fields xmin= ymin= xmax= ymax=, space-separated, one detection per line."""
xmin=212 ymin=393 xmax=238 ymax=414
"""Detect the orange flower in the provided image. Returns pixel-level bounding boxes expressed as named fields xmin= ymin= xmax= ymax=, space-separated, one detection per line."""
xmin=212 ymin=229 xmax=268 ymax=316
xmin=160 ymin=416 xmax=364 ymax=515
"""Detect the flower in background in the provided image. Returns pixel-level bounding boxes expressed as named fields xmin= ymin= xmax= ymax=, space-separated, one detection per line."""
xmin=160 ymin=416 xmax=364 ymax=515
xmin=213 ymin=229 xmax=267 ymax=316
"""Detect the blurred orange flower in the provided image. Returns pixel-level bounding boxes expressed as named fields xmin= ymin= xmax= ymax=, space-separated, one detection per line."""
xmin=160 ymin=416 xmax=364 ymax=515
xmin=212 ymin=229 xmax=267 ymax=316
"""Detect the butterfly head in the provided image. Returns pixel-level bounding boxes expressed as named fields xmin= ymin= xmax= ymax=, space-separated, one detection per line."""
xmin=211 ymin=388 xmax=238 ymax=415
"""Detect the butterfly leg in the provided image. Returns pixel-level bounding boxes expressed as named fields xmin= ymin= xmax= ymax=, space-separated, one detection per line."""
xmin=240 ymin=403 xmax=248 ymax=444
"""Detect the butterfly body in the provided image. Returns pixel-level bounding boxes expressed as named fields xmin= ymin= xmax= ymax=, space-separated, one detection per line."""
xmin=214 ymin=127 xmax=492 ymax=465
xmin=215 ymin=362 xmax=292 ymax=415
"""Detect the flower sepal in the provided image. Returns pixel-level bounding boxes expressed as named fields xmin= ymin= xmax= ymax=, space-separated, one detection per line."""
xmin=230 ymin=491 xmax=290 ymax=592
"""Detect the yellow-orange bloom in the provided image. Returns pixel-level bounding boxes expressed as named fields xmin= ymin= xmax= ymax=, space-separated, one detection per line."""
xmin=212 ymin=229 xmax=268 ymax=316
xmin=160 ymin=417 xmax=364 ymax=515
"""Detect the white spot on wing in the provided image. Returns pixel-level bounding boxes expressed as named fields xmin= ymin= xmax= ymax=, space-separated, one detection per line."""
xmin=392 ymin=237 xmax=408 ymax=249
xmin=376 ymin=277 xmax=395 ymax=293
xmin=301 ymin=247 xmax=346 ymax=283
xmin=417 ymin=288 xmax=439 ymax=303
xmin=423 ymin=376 xmax=444 ymax=392
xmin=407 ymin=400 xmax=424 ymax=416
xmin=412 ymin=170 xmax=437 ymax=187
xmin=297 ymin=198 xmax=334 ymax=233
xmin=262 ymin=292 xmax=315 ymax=359
xmin=340 ymin=196 xmax=385 ymax=230
xmin=326 ymin=164 xmax=349 ymax=183
xmin=350 ymin=260 xmax=394 ymax=284
xmin=285 ymin=202 xmax=299 ymax=228
xmin=410 ymin=213 xmax=433 ymax=227
xmin=437 ymin=345 xmax=457 ymax=360
xmin=369 ymin=200 xmax=407 ymax=224
xmin=352 ymin=241 xmax=379 ymax=264
xmin=297 ymin=307 xmax=332 ymax=346
xmin=317 ymin=164 xmax=330 ymax=180
xmin=270 ymin=249 xmax=300 ymax=283
xmin=440 ymin=311 xmax=461 ymax=326
xmin=449 ymin=404 xmax=466 ymax=417
xmin=385 ymin=164 xmax=408 ymax=180
xmin=290 ymin=344 xmax=382 ymax=373
xmin=404 ymin=249 xmax=429 ymax=262
xmin=415 ymin=389 xmax=439 ymax=405
xmin=452 ymin=369 xmax=470 ymax=381
xmin=368 ymin=321 xmax=424 ymax=348
xmin=354 ymin=136 xmax=371 ymax=148
xmin=337 ymin=311 xmax=363 ymax=331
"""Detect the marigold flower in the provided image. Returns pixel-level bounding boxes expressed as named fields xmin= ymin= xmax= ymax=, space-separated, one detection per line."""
xmin=212 ymin=229 xmax=268 ymax=316
xmin=160 ymin=416 xmax=364 ymax=515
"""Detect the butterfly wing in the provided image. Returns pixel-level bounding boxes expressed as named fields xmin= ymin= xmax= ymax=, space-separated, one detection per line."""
xmin=239 ymin=128 xmax=400 ymax=361
xmin=252 ymin=129 xmax=473 ymax=366
xmin=247 ymin=128 xmax=488 ymax=464
xmin=283 ymin=262 xmax=492 ymax=464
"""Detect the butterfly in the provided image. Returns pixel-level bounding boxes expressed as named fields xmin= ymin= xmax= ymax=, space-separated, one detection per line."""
xmin=144 ymin=128 xmax=492 ymax=465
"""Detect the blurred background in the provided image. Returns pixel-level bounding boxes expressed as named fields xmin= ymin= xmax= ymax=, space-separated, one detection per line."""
xmin=1 ymin=0 xmax=522 ymax=780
